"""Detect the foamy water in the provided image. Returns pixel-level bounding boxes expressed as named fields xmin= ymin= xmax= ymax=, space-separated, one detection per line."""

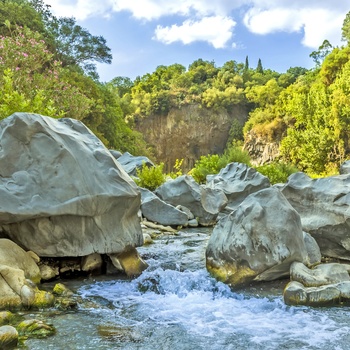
xmin=27 ymin=229 xmax=350 ymax=349
xmin=78 ymin=267 xmax=350 ymax=350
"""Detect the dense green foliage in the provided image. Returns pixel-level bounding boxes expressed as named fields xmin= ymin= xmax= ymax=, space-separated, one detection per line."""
xmin=0 ymin=0 xmax=148 ymax=155
xmin=190 ymin=143 xmax=251 ymax=183
xmin=255 ymin=163 xmax=298 ymax=184
xmin=134 ymin=163 xmax=166 ymax=191
xmin=1 ymin=1 xmax=349 ymax=178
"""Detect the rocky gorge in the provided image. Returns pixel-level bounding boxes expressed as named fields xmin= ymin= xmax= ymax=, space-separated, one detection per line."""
xmin=1 ymin=113 xmax=350 ymax=348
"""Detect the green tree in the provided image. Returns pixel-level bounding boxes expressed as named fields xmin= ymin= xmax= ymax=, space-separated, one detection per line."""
xmin=0 ymin=24 xmax=91 ymax=120
xmin=245 ymin=56 xmax=249 ymax=71
xmin=342 ymin=10 xmax=350 ymax=44
xmin=0 ymin=0 xmax=47 ymax=36
xmin=256 ymin=58 xmax=263 ymax=74
xmin=309 ymin=39 xmax=333 ymax=67
xmin=47 ymin=16 xmax=112 ymax=78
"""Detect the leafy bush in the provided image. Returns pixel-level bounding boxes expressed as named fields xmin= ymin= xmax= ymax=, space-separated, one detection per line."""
xmin=190 ymin=143 xmax=252 ymax=184
xmin=255 ymin=162 xmax=298 ymax=184
xmin=190 ymin=154 xmax=221 ymax=184
xmin=134 ymin=162 xmax=166 ymax=191
xmin=219 ymin=142 xmax=251 ymax=168
xmin=167 ymin=158 xmax=184 ymax=179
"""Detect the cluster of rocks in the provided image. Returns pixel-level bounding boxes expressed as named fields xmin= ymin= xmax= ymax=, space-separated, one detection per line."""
xmin=0 ymin=113 xmax=148 ymax=313
xmin=125 ymin=146 xmax=350 ymax=307
xmin=205 ymin=165 xmax=350 ymax=306
xmin=1 ymin=112 xmax=350 ymax=314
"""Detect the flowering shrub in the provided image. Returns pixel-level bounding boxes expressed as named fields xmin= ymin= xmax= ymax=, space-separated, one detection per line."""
xmin=0 ymin=23 xmax=91 ymax=120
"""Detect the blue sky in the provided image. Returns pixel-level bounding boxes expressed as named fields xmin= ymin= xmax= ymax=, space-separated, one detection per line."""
xmin=43 ymin=1 xmax=350 ymax=82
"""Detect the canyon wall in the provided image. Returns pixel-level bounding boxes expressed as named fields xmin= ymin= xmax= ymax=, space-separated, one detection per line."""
xmin=134 ymin=104 xmax=248 ymax=172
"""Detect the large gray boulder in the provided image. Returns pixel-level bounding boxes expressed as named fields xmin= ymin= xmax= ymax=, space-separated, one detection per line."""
xmin=206 ymin=162 xmax=270 ymax=212
xmin=155 ymin=175 xmax=227 ymax=226
xmin=140 ymin=188 xmax=189 ymax=226
xmin=0 ymin=113 xmax=142 ymax=257
xmin=117 ymin=152 xmax=154 ymax=176
xmin=206 ymin=187 xmax=308 ymax=287
xmin=281 ymin=172 xmax=350 ymax=260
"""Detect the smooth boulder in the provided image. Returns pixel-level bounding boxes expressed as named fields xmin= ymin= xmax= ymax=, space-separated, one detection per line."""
xmin=117 ymin=152 xmax=154 ymax=176
xmin=155 ymin=175 xmax=227 ymax=226
xmin=0 ymin=239 xmax=41 ymax=283
xmin=0 ymin=113 xmax=142 ymax=257
xmin=206 ymin=162 xmax=270 ymax=212
xmin=281 ymin=172 xmax=350 ymax=260
xmin=284 ymin=262 xmax=350 ymax=306
xmin=140 ymin=188 xmax=188 ymax=226
xmin=206 ymin=187 xmax=308 ymax=287
xmin=0 ymin=325 xmax=18 ymax=349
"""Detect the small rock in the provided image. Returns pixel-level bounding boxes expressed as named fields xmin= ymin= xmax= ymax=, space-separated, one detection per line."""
xmin=39 ymin=264 xmax=59 ymax=281
xmin=188 ymin=218 xmax=199 ymax=227
xmin=303 ymin=232 xmax=321 ymax=267
xmin=0 ymin=325 xmax=18 ymax=349
xmin=26 ymin=251 xmax=40 ymax=264
xmin=81 ymin=253 xmax=103 ymax=272
xmin=143 ymin=233 xmax=153 ymax=245
xmin=53 ymin=283 xmax=73 ymax=297
xmin=17 ymin=319 xmax=55 ymax=338
xmin=0 ymin=312 xmax=15 ymax=326
xmin=108 ymin=247 xmax=148 ymax=277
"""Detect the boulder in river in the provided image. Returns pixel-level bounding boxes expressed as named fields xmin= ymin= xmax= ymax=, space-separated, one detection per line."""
xmin=281 ymin=172 xmax=350 ymax=261
xmin=206 ymin=162 xmax=270 ymax=212
xmin=140 ymin=187 xmax=189 ymax=226
xmin=206 ymin=187 xmax=308 ymax=287
xmin=155 ymin=175 xmax=227 ymax=226
xmin=0 ymin=239 xmax=41 ymax=284
xmin=284 ymin=262 xmax=350 ymax=306
xmin=0 ymin=325 xmax=18 ymax=349
xmin=0 ymin=113 xmax=143 ymax=257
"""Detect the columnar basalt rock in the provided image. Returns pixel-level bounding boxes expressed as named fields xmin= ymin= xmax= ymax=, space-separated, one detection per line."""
xmin=0 ymin=113 xmax=143 ymax=257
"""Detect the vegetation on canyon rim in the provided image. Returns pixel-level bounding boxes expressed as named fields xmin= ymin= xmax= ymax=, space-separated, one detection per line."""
xmin=1 ymin=1 xmax=350 ymax=185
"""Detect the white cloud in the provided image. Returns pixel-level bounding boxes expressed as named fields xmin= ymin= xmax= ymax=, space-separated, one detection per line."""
xmin=44 ymin=0 xmax=114 ymax=20
xmin=44 ymin=0 xmax=244 ymax=21
xmin=244 ymin=6 xmax=346 ymax=48
xmin=154 ymin=16 xmax=236 ymax=49
xmin=43 ymin=0 xmax=349 ymax=49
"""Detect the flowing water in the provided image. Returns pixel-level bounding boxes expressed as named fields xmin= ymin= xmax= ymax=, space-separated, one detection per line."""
xmin=26 ymin=228 xmax=350 ymax=350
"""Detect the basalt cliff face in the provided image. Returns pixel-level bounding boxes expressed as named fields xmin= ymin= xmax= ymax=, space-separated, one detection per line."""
xmin=134 ymin=104 xmax=248 ymax=172
xmin=243 ymin=130 xmax=281 ymax=166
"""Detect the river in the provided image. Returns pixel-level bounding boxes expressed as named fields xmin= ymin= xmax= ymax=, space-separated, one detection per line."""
xmin=26 ymin=228 xmax=350 ymax=349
